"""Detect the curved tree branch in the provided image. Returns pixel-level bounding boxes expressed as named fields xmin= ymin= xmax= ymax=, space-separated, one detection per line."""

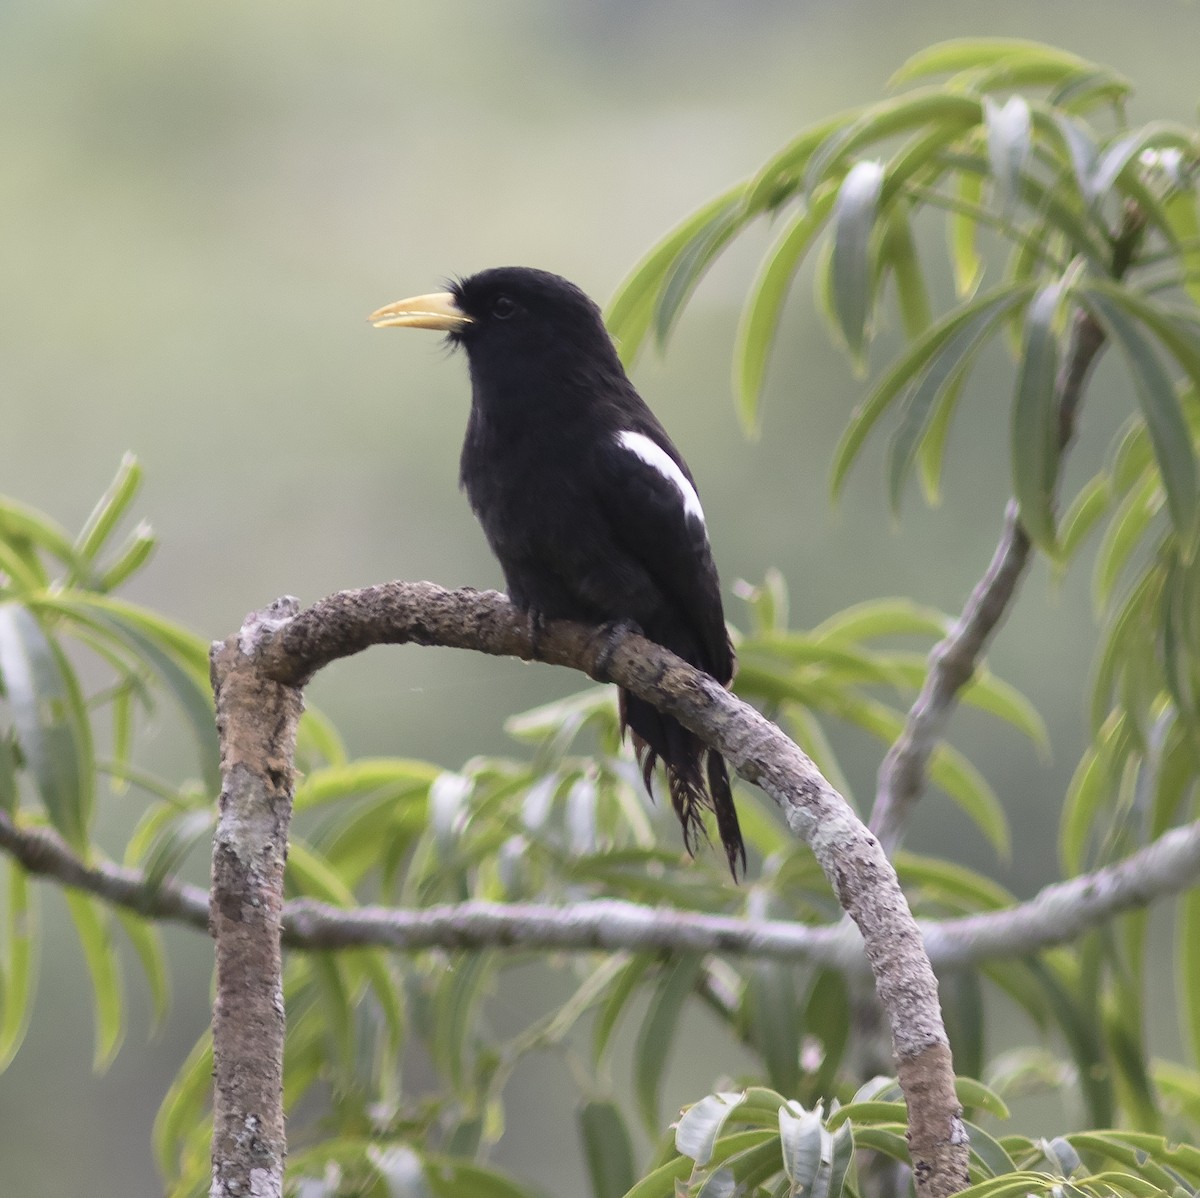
xmin=870 ymin=310 xmax=1106 ymax=854
xmin=209 ymin=580 xmax=967 ymax=1198
xmin=870 ymin=205 xmax=1148 ymax=855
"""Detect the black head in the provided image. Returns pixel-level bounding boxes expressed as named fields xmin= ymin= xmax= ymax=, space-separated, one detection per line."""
xmin=372 ymin=266 xmax=626 ymax=389
xmin=447 ymin=266 xmax=621 ymax=370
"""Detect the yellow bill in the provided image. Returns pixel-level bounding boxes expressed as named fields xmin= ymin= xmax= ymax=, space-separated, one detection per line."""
xmin=369 ymin=291 xmax=472 ymax=331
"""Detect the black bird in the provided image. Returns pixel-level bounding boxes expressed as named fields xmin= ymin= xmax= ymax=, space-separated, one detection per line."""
xmin=371 ymin=266 xmax=745 ymax=877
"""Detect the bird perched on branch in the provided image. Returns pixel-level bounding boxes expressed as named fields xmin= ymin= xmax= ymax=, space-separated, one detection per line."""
xmin=371 ymin=266 xmax=745 ymax=878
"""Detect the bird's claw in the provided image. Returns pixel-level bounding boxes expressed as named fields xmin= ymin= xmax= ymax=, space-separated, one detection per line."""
xmin=526 ymin=609 xmax=547 ymax=660
xmin=592 ymin=618 xmax=643 ymax=682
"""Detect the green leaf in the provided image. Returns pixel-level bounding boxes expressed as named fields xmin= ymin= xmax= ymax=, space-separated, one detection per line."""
xmin=1058 ymin=475 xmax=1112 ymax=564
xmin=1084 ymin=290 xmax=1199 ymax=543
xmin=115 ymin=911 xmax=170 ymax=1032
xmin=984 ymin=96 xmax=1032 ymax=214
xmin=812 ymin=598 xmax=948 ymax=644
xmin=1179 ymin=883 xmax=1200 ymax=1069
xmin=928 ymin=743 xmax=1010 ymax=857
xmin=0 ymin=604 xmax=93 ymax=850
xmin=432 ymin=951 xmax=493 ymax=1098
xmin=97 ymin=523 xmax=156 ymax=592
xmin=778 ymin=1105 xmax=823 ymax=1187
xmin=955 ymin=1076 xmax=1011 ymax=1120
xmin=890 ymin=39 xmax=1094 ymax=86
xmin=831 ymin=282 xmax=1034 ymax=496
xmin=880 ymin=202 xmax=932 ymax=340
xmin=593 ymin=952 xmax=654 ymax=1063
xmin=887 ymin=295 xmax=1011 ymax=511
xmin=635 ymin=954 xmax=702 ymax=1128
xmin=949 ymin=168 xmax=986 ymax=299
xmin=0 ymin=863 xmax=37 ymax=1070
xmin=801 ymin=969 xmax=850 ymax=1100
xmin=895 ymin=852 xmax=1015 ymax=912
xmin=1051 ymin=113 xmax=1100 ymax=201
xmin=734 ymin=189 xmax=838 ymax=434
xmin=654 ymin=204 xmax=748 ymax=346
xmin=675 ymin=1091 xmax=745 ymax=1165
xmin=830 ymin=160 xmax=885 ymax=363
xmin=941 ymin=969 xmax=985 ymax=1080
xmin=153 ymin=1031 xmax=213 ymax=1186
xmin=64 ymin=891 xmax=124 ymax=1070
xmin=806 ymin=90 xmax=982 ymax=193
xmin=606 ymin=186 xmax=747 ymax=363
xmin=36 ymin=595 xmax=219 ymax=795
xmin=1092 ymin=474 xmax=1161 ymax=612
xmin=72 ymin=453 xmax=142 ymax=572
xmin=1165 ymin=186 xmax=1200 ymax=308
xmin=745 ymin=961 xmax=801 ymax=1096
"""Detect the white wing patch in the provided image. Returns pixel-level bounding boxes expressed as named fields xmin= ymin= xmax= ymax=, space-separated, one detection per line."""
xmin=616 ymin=430 xmax=706 ymax=526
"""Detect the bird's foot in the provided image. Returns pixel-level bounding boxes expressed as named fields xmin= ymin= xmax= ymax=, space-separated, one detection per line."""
xmin=526 ymin=609 xmax=547 ymax=660
xmin=591 ymin=618 xmax=643 ymax=682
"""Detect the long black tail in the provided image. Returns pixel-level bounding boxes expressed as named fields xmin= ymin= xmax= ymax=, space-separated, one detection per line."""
xmin=619 ymin=689 xmax=746 ymax=879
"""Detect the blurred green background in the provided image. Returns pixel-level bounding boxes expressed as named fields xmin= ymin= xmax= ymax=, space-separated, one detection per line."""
xmin=3 ymin=2 xmax=1199 ymax=1194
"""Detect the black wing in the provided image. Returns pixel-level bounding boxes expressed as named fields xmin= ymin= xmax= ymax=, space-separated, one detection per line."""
xmin=589 ymin=426 xmax=732 ymax=683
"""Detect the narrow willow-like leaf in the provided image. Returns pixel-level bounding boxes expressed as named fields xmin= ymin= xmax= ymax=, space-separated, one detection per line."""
xmin=778 ymin=1106 xmax=823 ymax=1187
xmin=928 ymin=743 xmax=1010 ymax=857
xmin=153 ymin=1032 xmax=213 ymax=1185
xmin=0 ymin=604 xmax=93 ymax=850
xmin=593 ymin=952 xmax=654 ymax=1064
xmin=806 ymin=90 xmax=982 ymax=196
xmin=830 ymin=160 xmax=885 ymax=363
xmin=746 ymin=961 xmax=801 ymax=1096
xmin=72 ymin=453 xmax=142 ymax=571
xmin=1092 ymin=474 xmax=1162 ymax=612
xmin=984 ymin=96 xmax=1032 ymax=214
xmin=1091 ymin=571 xmax=1161 ymax=733
xmin=115 ymin=911 xmax=169 ymax=1032
xmin=734 ymin=189 xmax=837 ymax=434
xmin=1050 ymin=112 xmax=1100 ymax=202
xmin=97 ymin=523 xmax=155 ymax=592
xmin=890 ymin=38 xmax=1093 ymax=86
xmin=1084 ymin=291 xmax=1199 ymax=542
xmin=433 ymin=951 xmax=493 ymax=1098
xmin=963 ymin=1120 xmax=1017 ymax=1180
xmin=579 ymin=1101 xmax=638 ymax=1198
xmin=949 ymin=168 xmax=986 ymax=299
xmin=1085 ymin=284 xmax=1200 ymax=402
xmin=917 ymin=365 xmax=973 ymax=504
xmin=1179 ymin=884 xmax=1200 ymax=1069
xmin=831 ymin=282 xmax=1035 ymax=495
xmin=1027 ymin=958 xmax=1114 ymax=1126
xmin=0 ymin=864 xmax=36 ymax=1070
xmin=635 ymin=954 xmax=702 ymax=1128
xmin=880 ymin=202 xmax=932 ymax=339
xmin=0 ymin=499 xmax=81 ymax=577
xmin=1165 ymin=187 xmax=1200 ymax=307
xmin=894 ymin=852 xmax=1015 ymax=912
xmin=1058 ymin=475 xmax=1112 ymax=564
xmin=38 ymin=595 xmax=219 ymax=794
xmin=1012 ymin=277 xmax=1073 ymax=552
xmin=606 ymin=187 xmax=746 ymax=363
xmin=812 ymin=597 xmax=948 ymax=643
xmin=64 ymin=891 xmax=124 ymax=1070
xmin=654 ymin=204 xmax=747 ymax=346
xmin=745 ymin=109 xmax=868 ymax=213
xmin=675 ymin=1092 xmax=746 ymax=1165
xmin=887 ymin=297 xmax=1008 ymax=511
xmin=942 ymin=969 xmax=985 ymax=1080
xmin=802 ymin=970 xmax=849 ymax=1101
xmin=1089 ymin=125 xmax=1193 ymax=206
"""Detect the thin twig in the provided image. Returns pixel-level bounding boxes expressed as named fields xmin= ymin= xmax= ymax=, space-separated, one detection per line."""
xmin=3 ymin=806 xmax=1199 ymax=968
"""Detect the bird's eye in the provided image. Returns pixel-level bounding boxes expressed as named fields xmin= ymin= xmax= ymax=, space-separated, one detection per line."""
xmin=492 ymin=295 xmax=517 ymax=320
